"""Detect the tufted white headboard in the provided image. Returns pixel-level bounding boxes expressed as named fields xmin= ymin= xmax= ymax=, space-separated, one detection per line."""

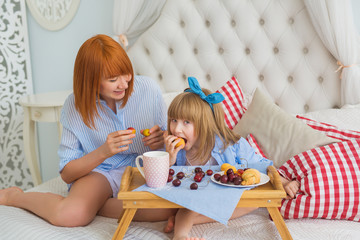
xmin=127 ymin=0 xmax=341 ymax=114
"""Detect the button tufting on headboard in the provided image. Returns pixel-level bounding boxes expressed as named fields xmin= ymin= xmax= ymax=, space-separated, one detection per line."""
xmin=205 ymin=20 xmax=210 ymax=27
xmin=288 ymin=76 xmax=294 ymax=83
xmin=180 ymin=20 xmax=185 ymax=27
xmin=127 ymin=0 xmax=341 ymax=114
xmin=218 ymin=47 xmax=224 ymax=54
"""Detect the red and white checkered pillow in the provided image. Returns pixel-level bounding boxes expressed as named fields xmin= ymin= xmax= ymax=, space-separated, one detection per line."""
xmin=246 ymin=134 xmax=267 ymax=158
xmin=216 ymin=77 xmax=247 ymax=129
xmin=278 ymin=138 xmax=360 ymax=221
xmin=296 ymin=115 xmax=360 ymax=141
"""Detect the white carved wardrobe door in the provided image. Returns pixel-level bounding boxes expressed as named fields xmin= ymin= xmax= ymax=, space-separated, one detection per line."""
xmin=0 ymin=0 xmax=34 ymax=189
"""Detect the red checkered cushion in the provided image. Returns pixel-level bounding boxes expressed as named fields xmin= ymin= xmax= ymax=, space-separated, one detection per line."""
xmin=246 ymin=134 xmax=267 ymax=158
xmin=297 ymin=115 xmax=360 ymax=141
xmin=216 ymin=77 xmax=247 ymax=129
xmin=278 ymin=138 xmax=360 ymax=221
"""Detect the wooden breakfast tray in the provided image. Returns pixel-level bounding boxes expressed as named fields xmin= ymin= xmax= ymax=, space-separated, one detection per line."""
xmin=112 ymin=165 xmax=293 ymax=240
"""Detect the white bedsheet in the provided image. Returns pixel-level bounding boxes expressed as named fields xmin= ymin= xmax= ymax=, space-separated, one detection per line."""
xmin=1 ymin=176 xmax=359 ymax=240
xmin=2 ymin=105 xmax=360 ymax=239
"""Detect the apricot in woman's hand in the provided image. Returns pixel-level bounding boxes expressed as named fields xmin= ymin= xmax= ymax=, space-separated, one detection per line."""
xmin=142 ymin=129 xmax=151 ymax=136
xmin=127 ymin=127 xmax=136 ymax=134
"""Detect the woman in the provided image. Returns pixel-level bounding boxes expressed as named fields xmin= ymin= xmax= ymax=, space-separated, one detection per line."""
xmin=0 ymin=34 xmax=175 ymax=226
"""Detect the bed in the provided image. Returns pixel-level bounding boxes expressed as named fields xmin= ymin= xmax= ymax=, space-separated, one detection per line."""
xmin=1 ymin=0 xmax=360 ymax=239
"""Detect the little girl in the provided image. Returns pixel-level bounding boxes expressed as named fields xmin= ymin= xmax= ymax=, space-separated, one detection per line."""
xmin=164 ymin=77 xmax=273 ymax=240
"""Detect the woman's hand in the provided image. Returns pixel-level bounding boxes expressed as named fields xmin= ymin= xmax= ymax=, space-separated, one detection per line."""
xmin=100 ymin=129 xmax=135 ymax=159
xmin=164 ymin=131 xmax=184 ymax=166
xmin=141 ymin=125 xmax=164 ymax=150
xmin=61 ymin=129 xmax=135 ymax=184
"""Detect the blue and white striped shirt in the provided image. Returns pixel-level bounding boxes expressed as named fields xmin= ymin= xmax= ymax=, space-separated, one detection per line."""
xmin=58 ymin=75 xmax=167 ymax=172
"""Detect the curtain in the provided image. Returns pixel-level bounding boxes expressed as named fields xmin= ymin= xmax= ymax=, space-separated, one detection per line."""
xmin=112 ymin=0 xmax=166 ymax=48
xmin=304 ymin=0 xmax=360 ymax=105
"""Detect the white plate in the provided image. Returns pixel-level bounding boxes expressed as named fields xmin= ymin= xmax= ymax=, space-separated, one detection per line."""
xmin=211 ymin=171 xmax=270 ymax=188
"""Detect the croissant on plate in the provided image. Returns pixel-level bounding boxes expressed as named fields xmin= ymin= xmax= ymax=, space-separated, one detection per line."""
xmin=241 ymin=168 xmax=261 ymax=185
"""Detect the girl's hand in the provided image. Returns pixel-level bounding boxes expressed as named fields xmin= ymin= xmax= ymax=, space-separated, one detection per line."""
xmin=100 ymin=129 xmax=135 ymax=158
xmin=141 ymin=125 xmax=165 ymax=150
xmin=284 ymin=180 xmax=300 ymax=199
xmin=164 ymin=131 xmax=184 ymax=166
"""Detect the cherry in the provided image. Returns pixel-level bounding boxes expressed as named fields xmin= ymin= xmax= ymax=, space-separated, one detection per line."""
xmin=172 ymin=179 xmax=181 ymax=187
xmin=194 ymin=174 xmax=202 ymax=182
xmin=220 ymin=175 xmax=229 ymax=184
xmin=169 ymin=169 xmax=175 ymax=176
xmin=195 ymin=172 xmax=202 ymax=177
xmin=226 ymin=168 xmax=234 ymax=175
xmin=206 ymin=169 xmax=213 ymax=176
xmin=190 ymin=183 xmax=198 ymax=190
xmin=213 ymin=173 xmax=221 ymax=181
xmin=194 ymin=167 xmax=202 ymax=173
xmin=228 ymin=173 xmax=236 ymax=182
xmin=176 ymin=172 xmax=185 ymax=179
xmin=234 ymin=177 xmax=242 ymax=185
xmin=167 ymin=175 xmax=173 ymax=182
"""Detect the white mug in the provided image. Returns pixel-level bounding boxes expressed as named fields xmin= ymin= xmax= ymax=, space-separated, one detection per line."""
xmin=135 ymin=151 xmax=169 ymax=188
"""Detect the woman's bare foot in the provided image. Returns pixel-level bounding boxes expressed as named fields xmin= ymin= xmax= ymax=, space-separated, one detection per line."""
xmin=164 ymin=215 xmax=175 ymax=233
xmin=0 ymin=187 xmax=23 ymax=205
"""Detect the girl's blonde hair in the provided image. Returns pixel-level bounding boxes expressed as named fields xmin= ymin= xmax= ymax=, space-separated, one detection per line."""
xmin=167 ymin=89 xmax=240 ymax=164
xmin=73 ymin=34 xmax=134 ymax=129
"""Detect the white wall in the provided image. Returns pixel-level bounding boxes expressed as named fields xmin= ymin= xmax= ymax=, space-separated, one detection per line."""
xmin=27 ymin=0 xmax=360 ymax=182
xmin=26 ymin=0 xmax=114 ymax=181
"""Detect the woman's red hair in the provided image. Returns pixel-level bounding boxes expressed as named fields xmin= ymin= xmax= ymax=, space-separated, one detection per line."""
xmin=73 ymin=34 xmax=134 ymax=129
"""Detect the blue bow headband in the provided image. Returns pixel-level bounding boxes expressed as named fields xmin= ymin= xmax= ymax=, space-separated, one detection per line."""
xmin=184 ymin=77 xmax=225 ymax=112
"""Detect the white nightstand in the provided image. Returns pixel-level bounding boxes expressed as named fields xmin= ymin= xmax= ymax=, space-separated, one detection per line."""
xmin=19 ymin=90 xmax=72 ymax=185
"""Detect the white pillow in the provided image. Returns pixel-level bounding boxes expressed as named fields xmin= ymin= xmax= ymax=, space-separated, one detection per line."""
xmin=300 ymin=105 xmax=360 ymax=131
xmin=233 ymin=88 xmax=337 ymax=167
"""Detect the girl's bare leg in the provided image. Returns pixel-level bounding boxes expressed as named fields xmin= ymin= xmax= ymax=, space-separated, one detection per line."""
xmin=170 ymin=207 xmax=257 ymax=240
xmin=164 ymin=215 xmax=176 ymax=233
xmin=172 ymin=208 xmax=206 ymax=240
xmin=0 ymin=172 xmax=112 ymax=227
